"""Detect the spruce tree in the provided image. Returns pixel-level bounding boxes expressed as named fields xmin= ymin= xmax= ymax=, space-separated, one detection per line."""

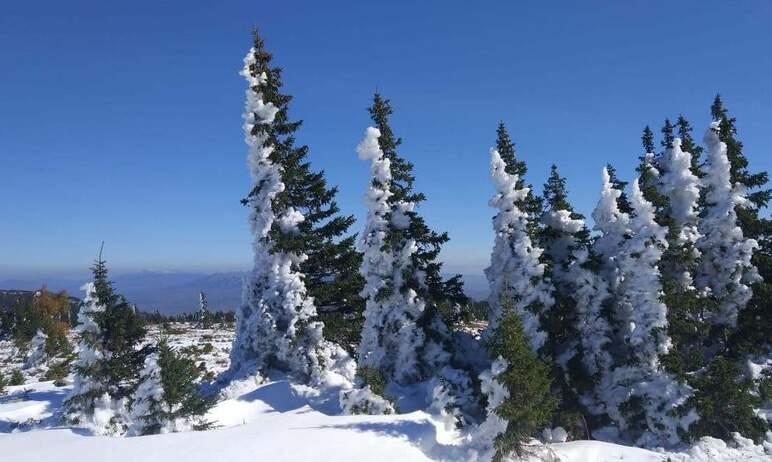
xmin=675 ymin=115 xmax=703 ymax=176
xmin=228 ymin=31 xmax=356 ymax=384
xmin=63 ymin=249 xmax=147 ymax=435
xmin=355 ymin=100 xmax=475 ymax=424
xmin=660 ymin=118 xmax=675 ymax=150
xmin=474 ymin=310 xmax=556 ymax=461
xmin=495 ymin=123 xmax=543 ymax=233
xmin=709 ymin=96 xmax=772 ymax=355
xmin=197 ymin=291 xmax=210 ymax=329
xmin=129 ymin=339 xmax=214 ymax=436
xmin=605 ymin=164 xmax=633 ymax=215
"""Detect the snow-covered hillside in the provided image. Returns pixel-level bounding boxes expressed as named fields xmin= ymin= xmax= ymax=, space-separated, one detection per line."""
xmin=1 ymin=325 xmax=769 ymax=462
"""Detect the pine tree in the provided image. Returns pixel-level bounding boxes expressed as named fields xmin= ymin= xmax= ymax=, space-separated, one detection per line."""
xmin=63 ymin=249 xmax=147 ymax=435
xmin=129 ymin=339 xmax=214 ymax=436
xmin=228 ymin=31 xmax=356 ymax=384
xmin=474 ymin=310 xmax=556 ymax=461
xmin=709 ymin=95 xmax=772 ymax=355
xmin=355 ymin=101 xmax=475 ymax=424
xmin=485 ymin=144 xmax=553 ymax=351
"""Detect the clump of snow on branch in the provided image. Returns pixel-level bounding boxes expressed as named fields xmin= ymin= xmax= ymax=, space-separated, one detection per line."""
xmin=695 ymin=122 xmax=760 ymax=327
xmin=484 ymin=148 xmax=553 ymax=350
xmin=128 ymin=352 xmax=165 ymax=436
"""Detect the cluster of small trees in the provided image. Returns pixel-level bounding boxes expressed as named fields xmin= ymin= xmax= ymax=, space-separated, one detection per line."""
xmin=61 ymin=251 xmax=214 ymax=435
xmin=225 ymin=29 xmax=771 ymax=461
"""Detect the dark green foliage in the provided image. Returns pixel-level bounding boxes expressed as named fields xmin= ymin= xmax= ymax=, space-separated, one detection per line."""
xmin=2 ymin=288 xmax=72 ymax=357
xmin=685 ymin=357 xmax=768 ymax=443
xmin=487 ymin=311 xmax=556 ymax=460
xmin=64 ymin=252 xmax=148 ymax=423
xmin=675 ymin=115 xmax=703 ymax=176
xmin=44 ymin=358 xmax=73 ymax=387
xmin=495 ymin=122 xmax=543 ymax=235
xmin=660 ymin=119 xmax=675 ymax=150
xmin=134 ymin=339 xmax=216 ymax=435
xmin=242 ymin=30 xmax=365 ymax=348
xmin=9 ymin=369 xmax=24 ymax=386
xmin=709 ymin=95 xmax=772 ymax=357
xmin=641 ymin=125 xmax=655 ymax=154
xmin=0 ymin=372 xmax=6 ymax=395
xmin=605 ymin=163 xmax=633 ymax=215
xmin=367 ymin=94 xmax=468 ymax=342
xmin=357 ymin=366 xmax=389 ymax=399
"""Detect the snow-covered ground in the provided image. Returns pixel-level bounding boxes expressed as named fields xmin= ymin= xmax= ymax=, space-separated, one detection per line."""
xmin=1 ymin=324 xmax=770 ymax=462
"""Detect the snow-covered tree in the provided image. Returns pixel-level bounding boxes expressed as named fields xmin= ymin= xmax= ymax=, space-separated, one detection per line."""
xmin=353 ymin=96 xmax=476 ymax=424
xmin=24 ymin=329 xmax=48 ymax=369
xmin=129 ymin=340 xmax=214 ymax=436
xmin=197 ymin=291 xmax=209 ymax=329
xmin=594 ymin=177 xmax=695 ymax=447
xmin=695 ymin=121 xmax=760 ymax=328
xmin=485 ymin=147 xmax=553 ymax=352
xmin=471 ymin=311 xmax=555 ymax=461
xmin=63 ymin=252 xmax=147 ymax=435
xmin=227 ymin=32 xmax=353 ymax=385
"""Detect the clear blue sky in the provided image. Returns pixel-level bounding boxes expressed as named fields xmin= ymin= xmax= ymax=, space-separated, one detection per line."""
xmin=2 ymin=1 xmax=771 ymax=278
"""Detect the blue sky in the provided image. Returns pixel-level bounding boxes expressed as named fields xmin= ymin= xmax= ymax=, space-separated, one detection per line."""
xmin=1 ymin=1 xmax=771 ymax=278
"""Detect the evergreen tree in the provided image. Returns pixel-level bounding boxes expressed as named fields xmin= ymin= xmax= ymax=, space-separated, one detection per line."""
xmin=355 ymin=104 xmax=476 ymax=424
xmin=709 ymin=95 xmax=772 ymax=355
xmin=675 ymin=115 xmax=703 ymax=176
xmin=592 ymin=173 xmax=695 ymax=446
xmin=661 ymin=118 xmax=675 ymax=150
xmin=129 ymin=339 xmax=214 ymax=436
xmin=228 ymin=31 xmax=355 ymax=384
xmin=485 ymin=145 xmax=553 ymax=351
xmin=474 ymin=310 xmax=556 ymax=461
xmin=63 ymin=250 xmax=147 ymax=435
xmin=494 ymin=123 xmax=543 ymax=233
xmin=605 ymin=164 xmax=633 ymax=215
xmin=24 ymin=329 xmax=48 ymax=369
xmin=695 ymin=122 xmax=760 ymax=330
xmin=197 ymin=291 xmax=210 ymax=329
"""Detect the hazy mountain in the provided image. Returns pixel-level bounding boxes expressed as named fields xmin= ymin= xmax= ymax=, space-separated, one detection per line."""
xmin=0 ymin=271 xmax=489 ymax=315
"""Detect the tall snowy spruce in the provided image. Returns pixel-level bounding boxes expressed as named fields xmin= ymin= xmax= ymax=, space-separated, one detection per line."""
xmin=709 ymin=96 xmax=772 ymax=355
xmin=353 ymin=95 xmax=475 ymax=425
xmin=227 ymin=31 xmax=357 ymax=384
xmin=539 ymin=165 xmax=597 ymax=433
xmin=591 ymin=171 xmax=695 ymax=446
xmin=485 ymin=126 xmax=553 ymax=350
xmin=63 ymin=251 xmax=147 ymax=435
xmin=695 ymin=121 xmax=760 ymax=330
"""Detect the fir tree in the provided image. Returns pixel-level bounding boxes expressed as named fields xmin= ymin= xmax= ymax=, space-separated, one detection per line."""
xmin=129 ymin=339 xmax=214 ymax=436
xmin=355 ymin=103 xmax=476 ymax=424
xmin=675 ymin=115 xmax=703 ymax=176
xmin=605 ymin=164 xmax=633 ymax=215
xmin=197 ymin=291 xmax=210 ymax=329
xmin=495 ymin=123 xmax=543 ymax=233
xmin=228 ymin=31 xmax=356 ymax=384
xmin=709 ymin=95 xmax=772 ymax=355
xmin=474 ymin=310 xmax=556 ymax=461
xmin=485 ymin=145 xmax=553 ymax=351
xmin=661 ymin=118 xmax=675 ymax=150
xmin=63 ymin=249 xmax=147 ymax=435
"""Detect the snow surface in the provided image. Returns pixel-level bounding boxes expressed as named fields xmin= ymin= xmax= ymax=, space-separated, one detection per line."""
xmin=2 ymin=324 xmax=770 ymax=461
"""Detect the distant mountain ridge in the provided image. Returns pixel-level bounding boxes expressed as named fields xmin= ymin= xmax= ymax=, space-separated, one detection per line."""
xmin=0 ymin=271 xmax=489 ymax=315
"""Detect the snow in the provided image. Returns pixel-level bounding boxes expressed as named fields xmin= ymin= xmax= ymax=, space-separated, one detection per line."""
xmin=2 ymin=323 xmax=770 ymax=461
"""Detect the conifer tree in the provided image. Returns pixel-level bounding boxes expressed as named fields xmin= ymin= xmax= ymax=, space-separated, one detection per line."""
xmin=494 ymin=123 xmax=543 ymax=233
xmin=661 ymin=118 xmax=675 ymax=150
xmin=228 ymin=31 xmax=355 ymax=384
xmin=592 ymin=173 xmax=695 ymax=446
xmin=129 ymin=339 xmax=214 ymax=436
xmin=675 ymin=115 xmax=703 ymax=176
xmin=24 ymin=329 xmax=48 ymax=369
xmin=197 ymin=291 xmax=209 ymax=329
xmin=485 ymin=145 xmax=553 ymax=351
xmin=695 ymin=122 xmax=760 ymax=330
xmin=605 ymin=164 xmax=633 ymax=215
xmin=355 ymin=100 xmax=475 ymax=424
xmin=473 ymin=310 xmax=556 ymax=461
xmin=709 ymin=96 xmax=772 ymax=354
xmin=63 ymin=250 xmax=147 ymax=435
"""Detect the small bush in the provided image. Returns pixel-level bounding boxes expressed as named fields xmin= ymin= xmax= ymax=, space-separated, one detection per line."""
xmin=9 ymin=369 xmax=25 ymax=386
